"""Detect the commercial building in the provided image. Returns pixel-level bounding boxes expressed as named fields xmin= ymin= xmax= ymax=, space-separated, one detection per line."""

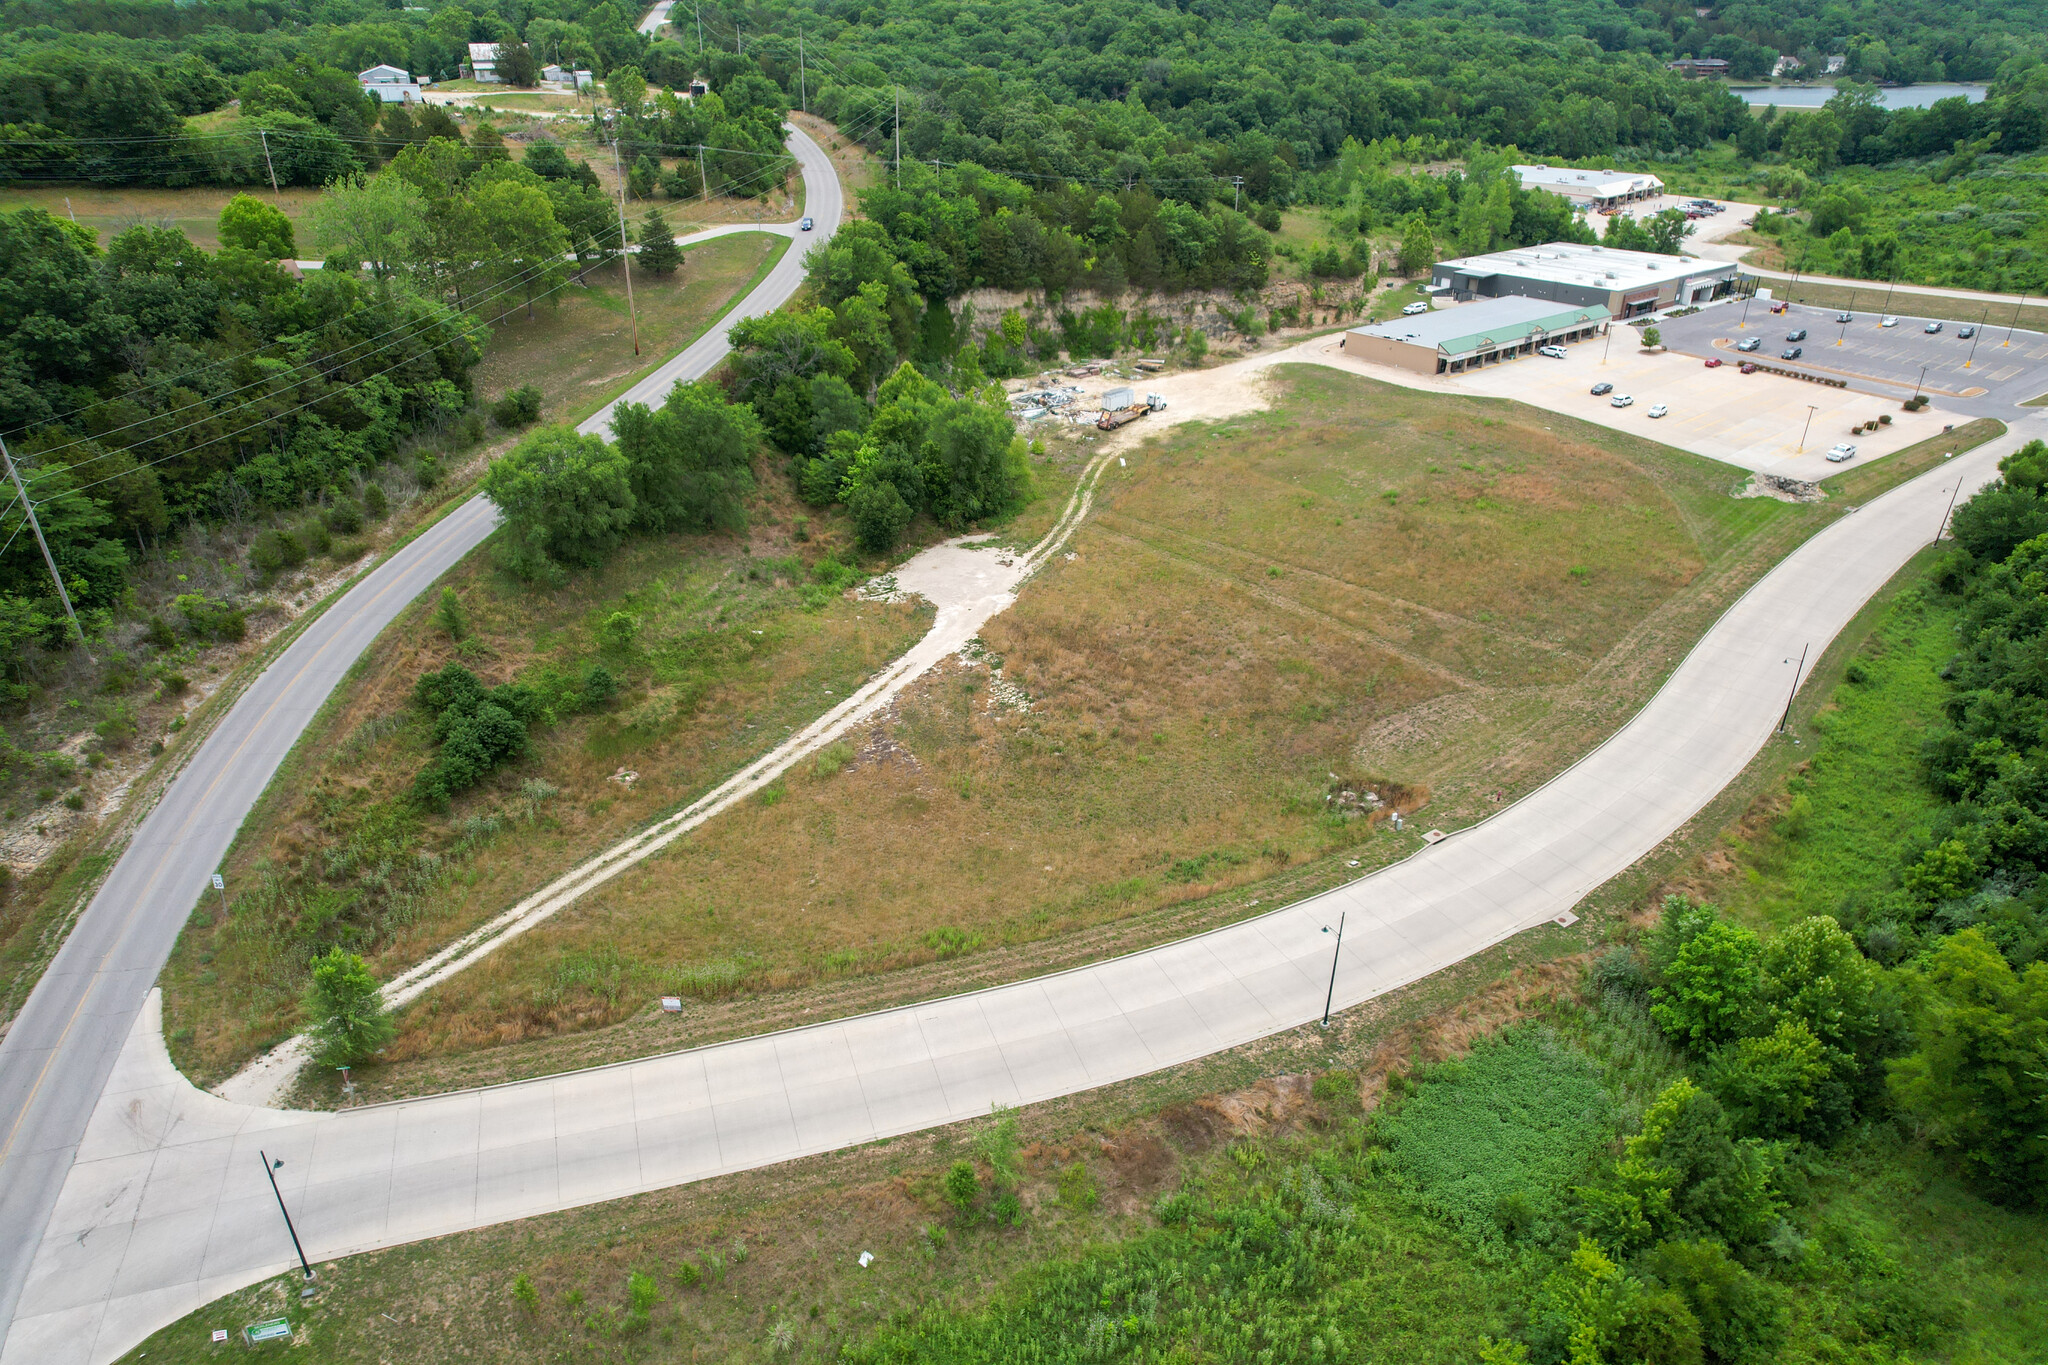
xmin=1339 ymin=296 xmax=1610 ymax=376
xmin=1666 ymin=57 xmax=1731 ymax=78
xmin=1511 ymin=164 xmax=1663 ymax=210
xmin=1430 ymin=242 xmax=1738 ymax=317
xmin=357 ymin=64 xmax=421 ymax=103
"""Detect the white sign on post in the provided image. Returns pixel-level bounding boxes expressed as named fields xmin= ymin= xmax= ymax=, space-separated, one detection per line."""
xmin=211 ymin=873 xmax=224 ymax=890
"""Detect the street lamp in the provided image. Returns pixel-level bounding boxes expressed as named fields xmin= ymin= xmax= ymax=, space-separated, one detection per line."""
xmin=2002 ymin=291 xmax=2028 ymax=347
xmin=1914 ymin=363 xmax=1928 ymax=401
xmin=1797 ymin=403 xmax=1817 ymax=453
xmin=1965 ymin=305 xmax=1988 ymax=369
xmin=260 ymin=1151 xmax=316 ymax=1287
xmin=1738 ymin=292 xmax=1753 ymax=331
xmin=1319 ymin=912 xmax=1347 ymax=1029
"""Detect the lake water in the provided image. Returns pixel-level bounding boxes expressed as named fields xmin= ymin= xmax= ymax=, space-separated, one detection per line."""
xmin=1734 ymin=83 xmax=1987 ymax=110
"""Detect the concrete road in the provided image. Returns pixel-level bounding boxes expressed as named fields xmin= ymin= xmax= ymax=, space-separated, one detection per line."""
xmin=0 ymin=121 xmax=841 ymax=1360
xmin=6 ymin=392 xmax=2039 ymax=1359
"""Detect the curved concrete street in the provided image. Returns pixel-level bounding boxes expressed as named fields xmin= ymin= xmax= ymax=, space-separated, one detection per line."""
xmin=0 ymin=121 xmax=841 ymax=1361
xmin=6 ymin=367 xmax=2037 ymax=1357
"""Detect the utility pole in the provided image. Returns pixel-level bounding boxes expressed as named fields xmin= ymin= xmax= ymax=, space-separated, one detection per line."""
xmin=1232 ymin=175 xmax=1244 ymax=212
xmin=799 ymin=31 xmax=806 ymax=113
xmin=694 ymin=1 xmax=702 ymax=52
xmin=0 ymin=434 xmax=90 ymax=658
xmin=893 ymin=86 xmax=901 ymax=190
xmin=258 ymin=128 xmax=280 ymax=196
xmin=2002 ymin=291 xmax=2028 ymax=347
xmin=610 ymin=140 xmax=641 ymax=356
xmin=735 ymin=21 xmax=741 ymax=54
xmin=698 ymin=142 xmax=708 ymax=202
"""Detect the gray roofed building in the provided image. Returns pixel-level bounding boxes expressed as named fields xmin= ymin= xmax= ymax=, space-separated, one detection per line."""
xmin=1431 ymin=242 xmax=1737 ymax=317
xmin=1339 ymin=295 xmax=1611 ymax=375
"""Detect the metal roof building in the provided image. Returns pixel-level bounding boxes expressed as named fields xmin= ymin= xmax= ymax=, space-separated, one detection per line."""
xmin=1512 ymin=165 xmax=1664 ymax=209
xmin=1339 ymin=296 xmax=1611 ymax=375
xmin=1431 ymin=242 xmax=1737 ymax=317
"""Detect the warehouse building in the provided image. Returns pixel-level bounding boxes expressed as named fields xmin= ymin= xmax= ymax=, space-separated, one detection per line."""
xmin=1340 ymin=296 xmax=1610 ymax=376
xmin=1512 ymin=165 xmax=1663 ymax=209
xmin=1430 ymin=242 xmax=1737 ymax=317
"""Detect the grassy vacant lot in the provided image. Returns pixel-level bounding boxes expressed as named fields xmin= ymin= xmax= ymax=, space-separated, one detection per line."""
xmin=0 ymin=183 xmax=328 ymax=251
xmin=331 ymin=363 xmax=1885 ymax=1096
xmin=470 ymin=230 xmax=785 ymax=424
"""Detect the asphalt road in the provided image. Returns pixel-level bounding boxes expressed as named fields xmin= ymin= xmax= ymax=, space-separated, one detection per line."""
xmin=1655 ymin=299 xmax=2048 ymax=416
xmin=7 ymin=407 xmax=2039 ymax=1365
xmin=0 ymin=121 xmax=840 ymax=1359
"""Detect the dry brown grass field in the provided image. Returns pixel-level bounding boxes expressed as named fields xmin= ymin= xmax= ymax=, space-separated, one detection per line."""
xmin=178 ymin=362 xmax=1894 ymax=1103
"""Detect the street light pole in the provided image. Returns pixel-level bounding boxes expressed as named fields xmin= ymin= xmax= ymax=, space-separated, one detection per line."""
xmin=1797 ymin=403 xmax=1816 ymax=453
xmin=1914 ymin=363 xmax=1928 ymax=400
xmin=260 ymin=1152 xmax=315 ymax=1283
xmin=1777 ymin=643 xmax=1809 ymax=734
xmin=1965 ymin=305 xmax=1988 ymax=369
xmin=1738 ymin=293 xmax=1753 ymax=330
xmin=1934 ymin=477 xmax=1964 ymax=546
xmin=2002 ymin=292 xmax=2028 ymax=347
xmin=1319 ymin=912 xmax=1346 ymax=1029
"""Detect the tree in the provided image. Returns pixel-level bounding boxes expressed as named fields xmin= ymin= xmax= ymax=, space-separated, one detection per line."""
xmin=471 ymin=176 xmax=569 ymax=318
xmin=606 ymin=65 xmax=648 ymax=118
xmin=1397 ymin=212 xmax=1436 ymax=274
xmin=638 ymin=208 xmax=682 ymax=275
xmin=628 ymin=153 xmax=659 ymax=201
xmin=482 ymin=425 xmax=636 ymax=578
xmin=1953 ymin=485 xmax=2048 ymax=563
xmin=217 ymin=193 xmax=296 ymax=259
xmin=304 ymin=947 xmax=394 ymax=1066
xmin=1642 ymin=327 xmax=1662 ymax=348
xmin=1652 ymin=918 xmax=1762 ymax=1049
xmin=1643 ymin=208 xmax=1695 ymax=255
xmin=611 ymin=379 xmax=761 ymax=533
xmin=310 ymin=171 xmax=427 ymax=284
xmin=498 ymin=42 xmax=539 ymax=88
xmin=1705 ymin=1017 xmax=1840 ymax=1139
xmin=920 ymin=400 xmax=1031 ymax=530
xmin=846 ymin=476 xmax=914 ymax=553
xmin=1888 ymin=928 xmax=2048 ymax=1204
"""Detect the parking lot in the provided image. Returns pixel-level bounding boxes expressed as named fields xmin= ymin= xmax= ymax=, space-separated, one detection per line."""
xmin=1654 ymin=299 xmax=2048 ymax=417
xmin=1305 ymin=325 xmax=1958 ymax=480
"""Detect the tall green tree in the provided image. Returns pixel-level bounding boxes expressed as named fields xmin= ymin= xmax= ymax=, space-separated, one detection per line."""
xmin=638 ymin=208 xmax=682 ymax=276
xmin=482 ymin=425 xmax=636 ymax=579
xmin=303 ymin=947 xmax=394 ymax=1066
xmin=611 ymin=379 xmax=761 ymax=533
xmin=217 ymin=193 xmax=297 ymax=259
xmin=1889 ymin=928 xmax=2048 ymax=1204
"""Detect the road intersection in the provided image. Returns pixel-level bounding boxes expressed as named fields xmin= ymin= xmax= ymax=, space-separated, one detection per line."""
xmin=2 ymin=115 xmax=2043 ymax=1365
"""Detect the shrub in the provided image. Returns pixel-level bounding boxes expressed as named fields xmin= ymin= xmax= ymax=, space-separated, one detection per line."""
xmin=174 ymin=594 xmax=246 ymax=642
xmin=62 ymin=789 xmax=84 ymax=810
xmin=323 ymin=497 xmax=363 ymax=534
xmin=512 ymin=1273 xmax=539 ymax=1314
xmin=361 ymin=482 xmax=389 ymax=519
xmin=416 ymin=452 xmax=442 ymax=487
xmin=434 ymin=587 xmax=468 ymax=641
xmin=491 ymin=384 xmax=544 ymax=429
xmin=144 ymin=614 xmax=177 ymax=651
xmin=674 ymin=1261 xmax=700 ymax=1288
xmin=943 ymin=1160 xmax=979 ymax=1219
xmin=812 ymin=740 xmax=855 ymax=777
xmin=580 ymin=664 xmax=618 ymax=710
xmin=248 ymin=528 xmax=306 ymax=581
xmin=1057 ymin=1161 xmax=1099 ymax=1212
xmin=157 ymin=671 xmax=189 ymax=698
xmin=299 ymin=518 xmax=332 ymax=556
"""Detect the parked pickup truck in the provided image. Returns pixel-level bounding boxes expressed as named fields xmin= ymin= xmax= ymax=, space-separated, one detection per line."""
xmin=1097 ymin=388 xmax=1168 ymax=430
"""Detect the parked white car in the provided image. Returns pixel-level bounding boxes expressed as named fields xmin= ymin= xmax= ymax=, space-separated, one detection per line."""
xmin=1647 ymin=403 xmax=1669 ymax=418
xmin=1403 ymin=301 xmax=1431 ymax=315
xmin=1611 ymin=394 xmax=1634 ymax=408
xmin=1537 ymin=345 xmax=1567 ymax=358
xmin=1880 ymin=316 xmax=1900 ymax=328
xmin=1826 ymin=443 xmax=1858 ymax=462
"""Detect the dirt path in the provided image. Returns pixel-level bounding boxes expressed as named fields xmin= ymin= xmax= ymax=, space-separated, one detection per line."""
xmin=217 ymin=450 xmax=1119 ymax=1105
